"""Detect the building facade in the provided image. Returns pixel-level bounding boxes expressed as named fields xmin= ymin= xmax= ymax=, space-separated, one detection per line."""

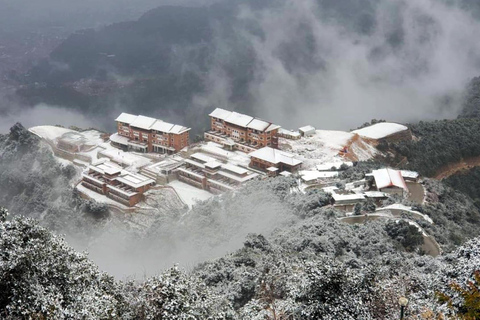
xmin=81 ymin=160 xmax=155 ymax=206
xmin=176 ymin=152 xmax=259 ymax=194
xmin=249 ymin=147 xmax=303 ymax=174
xmin=204 ymin=108 xmax=281 ymax=152
xmin=111 ymin=113 xmax=191 ymax=154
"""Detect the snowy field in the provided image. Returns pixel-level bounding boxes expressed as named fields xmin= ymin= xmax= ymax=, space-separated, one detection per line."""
xmin=168 ymin=180 xmax=213 ymax=208
xmin=352 ymin=122 xmax=408 ymax=139
xmin=280 ymin=129 xmax=376 ymax=169
xmin=279 ymin=130 xmax=352 ymax=169
xmin=29 ymin=125 xmax=74 ymax=141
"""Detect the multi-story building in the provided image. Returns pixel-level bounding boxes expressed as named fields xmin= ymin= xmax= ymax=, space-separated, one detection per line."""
xmin=249 ymin=147 xmax=303 ymax=174
xmin=110 ymin=113 xmax=191 ymax=154
xmin=176 ymin=152 xmax=259 ymax=194
xmin=81 ymin=160 xmax=155 ymax=207
xmin=204 ymin=108 xmax=281 ymax=153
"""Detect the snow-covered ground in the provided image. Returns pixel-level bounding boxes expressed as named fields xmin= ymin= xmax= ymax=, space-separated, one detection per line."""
xmin=279 ymin=130 xmax=352 ymax=169
xmin=280 ymin=129 xmax=377 ymax=169
xmin=98 ymin=148 xmax=152 ymax=171
xmin=379 ymin=203 xmax=433 ymax=224
xmin=168 ymin=180 xmax=213 ymax=208
xmin=29 ymin=125 xmax=75 ymax=141
xmin=80 ymin=130 xmax=105 ymax=145
xmin=352 ymin=122 xmax=408 ymax=140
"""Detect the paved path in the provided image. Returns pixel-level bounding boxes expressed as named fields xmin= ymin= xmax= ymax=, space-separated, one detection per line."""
xmin=340 ymin=213 xmax=441 ymax=257
xmin=406 ymin=182 xmax=424 ymax=205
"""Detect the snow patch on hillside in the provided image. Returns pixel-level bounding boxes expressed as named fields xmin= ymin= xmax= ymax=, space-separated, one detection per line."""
xmin=352 ymin=123 xmax=408 ymax=139
xmin=280 ymin=129 xmax=377 ymax=169
xmin=168 ymin=180 xmax=213 ymax=208
xmin=29 ymin=125 xmax=74 ymax=141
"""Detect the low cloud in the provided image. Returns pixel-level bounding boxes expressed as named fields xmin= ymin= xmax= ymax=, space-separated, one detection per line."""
xmin=201 ymin=0 xmax=480 ymax=130
xmin=0 ymin=104 xmax=101 ymax=133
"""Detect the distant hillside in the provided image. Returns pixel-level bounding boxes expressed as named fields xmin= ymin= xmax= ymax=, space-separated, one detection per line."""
xmin=17 ymin=3 xmax=257 ymax=133
xmin=458 ymin=76 xmax=480 ymax=119
xmin=378 ymin=118 xmax=480 ymax=177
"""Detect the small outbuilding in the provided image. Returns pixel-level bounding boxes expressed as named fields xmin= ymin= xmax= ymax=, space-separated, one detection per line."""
xmin=372 ymin=168 xmax=408 ymax=196
xmin=299 ymin=125 xmax=316 ymax=137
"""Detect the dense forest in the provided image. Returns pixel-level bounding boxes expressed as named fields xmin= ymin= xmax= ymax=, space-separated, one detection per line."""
xmin=377 ymin=118 xmax=480 ymax=177
xmin=2 ymin=199 xmax=480 ymax=318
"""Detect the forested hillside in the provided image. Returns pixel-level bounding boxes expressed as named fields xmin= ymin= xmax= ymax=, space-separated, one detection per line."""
xmin=0 ymin=123 xmax=108 ymax=238
xmin=379 ymin=119 xmax=480 ymax=177
xmin=2 ymin=201 xmax=480 ymax=318
xmin=458 ymin=76 xmax=480 ymax=119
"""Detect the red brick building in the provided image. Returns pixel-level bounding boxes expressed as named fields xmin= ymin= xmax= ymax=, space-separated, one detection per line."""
xmin=111 ymin=113 xmax=191 ymax=154
xmin=204 ymin=108 xmax=281 ymax=153
xmin=81 ymin=160 xmax=155 ymax=207
xmin=249 ymin=147 xmax=303 ymax=174
xmin=176 ymin=152 xmax=259 ymax=194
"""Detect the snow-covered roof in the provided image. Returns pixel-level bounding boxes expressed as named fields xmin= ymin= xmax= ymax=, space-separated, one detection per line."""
xmin=299 ymin=125 xmax=316 ymax=133
xmin=109 ymin=133 xmax=129 ymax=145
xmin=169 ymin=124 xmax=190 ymax=134
xmin=151 ymin=121 xmax=174 ymax=133
xmin=205 ymin=161 xmax=222 ymax=169
xmin=250 ymin=147 xmax=303 ymax=167
xmin=352 ymin=123 xmax=408 ymax=140
xmin=216 ymin=170 xmax=258 ymax=182
xmin=247 ymin=119 xmax=271 ymax=131
xmin=115 ymin=113 xmax=190 ymax=134
xmin=90 ymin=161 xmax=123 ymax=176
xmin=267 ymin=167 xmax=279 ymax=172
xmin=265 ymin=124 xmax=281 ymax=132
xmin=29 ymin=126 xmax=75 ymax=141
xmin=372 ymin=168 xmax=408 ymax=190
xmin=115 ymin=172 xmax=155 ymax=188
xmin=191 ymin=153 xmax=216 ymax=163
xmin=278 ymin=128 xmax=301 ymax=137
xmin=279 ymin=171 xmax=292 ymax=177
xmin=209 ymin=108 xmax=233 ymax=120
xmin=401 ymin=170 xmax=419 ymax=179
xmin=225 ymin=112 xmax=254 ymax=127
xmin=115 ymin=112 xmax=138 ymax=124
xmin=222 ymin=163 xmax=248 ymax=175
xmin=130 ymin=115 xmax=157 ymax=130
xmin=209 ymin=108 xmax=281 ymax=132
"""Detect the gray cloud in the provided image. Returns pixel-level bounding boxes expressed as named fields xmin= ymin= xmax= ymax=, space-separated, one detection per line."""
xmin=201 ymin=0 xmax=480 ymax=130
xmin=0 ymin=104 xmax=100 ymax=133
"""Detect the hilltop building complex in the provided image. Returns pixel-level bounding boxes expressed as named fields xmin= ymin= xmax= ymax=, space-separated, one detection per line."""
xmin=110 ymin=113 xmax=190 ymax=154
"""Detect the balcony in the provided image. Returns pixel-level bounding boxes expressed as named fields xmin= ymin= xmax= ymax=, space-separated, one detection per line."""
xmin=204 ymin=131 xmax=260 ymax=152
xmin=82 ymin=181 xmax=104 ymax=194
